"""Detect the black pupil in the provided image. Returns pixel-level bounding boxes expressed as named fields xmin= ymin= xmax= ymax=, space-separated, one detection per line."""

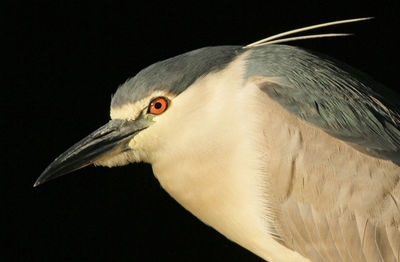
xmin=154 ymin=102 xmax=162 ymax=109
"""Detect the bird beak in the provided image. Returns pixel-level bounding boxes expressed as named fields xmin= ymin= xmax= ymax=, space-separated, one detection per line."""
xmin=34 ymin=118 xmax=149 ymax=187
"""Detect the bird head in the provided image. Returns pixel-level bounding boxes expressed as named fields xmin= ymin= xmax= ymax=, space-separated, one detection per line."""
xmin=34 ymin=46 xmax=242 ymax=186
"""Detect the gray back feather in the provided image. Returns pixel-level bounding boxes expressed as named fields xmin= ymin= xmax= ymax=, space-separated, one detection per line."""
xmin=245 ymin=45 xmax=400 ymax=165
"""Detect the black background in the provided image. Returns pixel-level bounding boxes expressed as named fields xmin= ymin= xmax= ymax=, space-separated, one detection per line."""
xmin=3 ymin=1 xmax=399 ymax=261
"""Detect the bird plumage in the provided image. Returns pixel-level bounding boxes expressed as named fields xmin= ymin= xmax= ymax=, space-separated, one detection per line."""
xmin=251 ymin=77 xmax=400 ymax=261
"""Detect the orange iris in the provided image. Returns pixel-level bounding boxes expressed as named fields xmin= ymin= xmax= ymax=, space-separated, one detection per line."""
xmin=148 ymin=97 xmax=168 ymax=115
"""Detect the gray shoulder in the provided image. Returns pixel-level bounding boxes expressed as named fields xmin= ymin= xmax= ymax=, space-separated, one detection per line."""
xmin=111 ymin=46 xmax=243 ymax=107
xmin=245 ymin=44 xmax=400 ymax=164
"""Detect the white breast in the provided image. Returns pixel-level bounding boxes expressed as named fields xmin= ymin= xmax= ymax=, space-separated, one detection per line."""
xmin=148 ymin=53 xmax=311 ymax=262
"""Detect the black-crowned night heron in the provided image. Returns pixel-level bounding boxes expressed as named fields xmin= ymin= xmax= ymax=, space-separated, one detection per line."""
xmin=35 ymin=18 xmax=400 ymax=262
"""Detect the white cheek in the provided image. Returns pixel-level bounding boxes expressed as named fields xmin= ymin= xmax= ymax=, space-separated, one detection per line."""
xmin=128 ymin=127 xmax=162 ymax=163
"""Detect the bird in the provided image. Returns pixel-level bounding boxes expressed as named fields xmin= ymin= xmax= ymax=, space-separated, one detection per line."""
xmin=35 ymin=18 xmax=400 ymax=262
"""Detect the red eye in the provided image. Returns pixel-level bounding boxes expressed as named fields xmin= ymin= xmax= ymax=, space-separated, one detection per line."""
xmin=148 ymin=97 xmax=168 ymax=115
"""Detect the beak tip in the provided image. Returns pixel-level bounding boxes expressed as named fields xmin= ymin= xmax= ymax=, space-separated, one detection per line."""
xmin=33 ymin=176 xmax=44 ymax=187
xmin=34 ymin=167 xmax=53 ymax=187
xmin=34 ymin=167 xmax=57 ymax=188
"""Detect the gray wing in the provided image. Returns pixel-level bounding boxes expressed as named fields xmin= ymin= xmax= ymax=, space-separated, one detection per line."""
xmin=245 ymin=44 xmax=400 ymax=165
xmin=245 ymin=45 xmax=400 ymax=261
